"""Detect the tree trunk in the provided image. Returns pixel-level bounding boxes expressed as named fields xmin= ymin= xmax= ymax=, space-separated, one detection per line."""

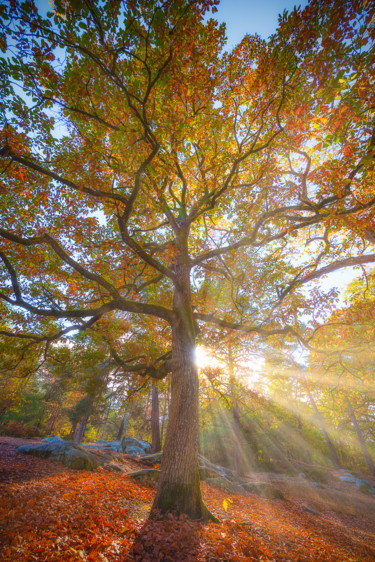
xmin=306 ymin=387 xmax=341 ymax=468
xmin=151 ymin=383 xmax=161 ymax=453
xmin=348 ymin=402 xmax=375 ymax=476
xmin=160 ymin=387 xmax=169 ymax=446
xmin=69 ymin=421 xmax=77 ymax=441
xmin=48 ymin=409 xmax=59 ymax=435
xmin=152 ymin=258 xmax=216 ymax=521
xmin=116 ymin=410 xmax=128 ymax=441
xmin=75 ymin=415 xmax=88 ymax=444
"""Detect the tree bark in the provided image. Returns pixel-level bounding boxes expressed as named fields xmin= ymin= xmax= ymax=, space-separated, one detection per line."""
xmin=151 ymin=383 xmax=161 ymax=453
xmin=305 ymin=387 xmax=341 ymax=468
xmin=116 ymin=410 xmax=128 ymax=441
xmin=75 ymin=415 xmax=88 ymax=444
xmin=152 ymin=257 xmax=217 ymax=521
xmin=69 ymin=421 xmax=77 ymax=441
xmin=348 ymin=402 xmax=375 ymax=476
xmin=160 ymin=387 xmax=169 ymax=446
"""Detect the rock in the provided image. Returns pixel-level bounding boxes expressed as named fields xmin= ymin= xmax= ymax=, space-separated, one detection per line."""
xmin=127 ymin=469 xmax=160 ymax=484
xmin=42 ymin=436 xmax=65 ymax=444
xmin=299 ymin=472 xmax=306 ymax=478
xmin=141 ymin=452 xmax=162 ymax=465
xmin=198 ymin=454 xmax=240 ymax=482
xmin=339 ymin=475 xmax=358 ymax=483
xmin=126 ymin=445 xmax=145 ymax=457
xmin=358 ymin=482 xmax=373 ymax=495
xmin=101 ymin=440 xmax=123 ymax=452
xmin=310 ymin=482 xmax=324 ymax=488
xmin=302 ymin=505 xmax=319 ymax=516
xmin=83 ymin=440 xmax=123 ymax=452
xmin=205 ymin=477 xmax=243 ymax=494
xmin=241 ymin=482 xmax=284 ymax=499
xmin=138 ymin=439 xmax=152 ymax=453
xmin=199 ymin=467 xmax=224 ymax=481
xmin=122 ymin=437 xmax=151 ymax=454
xmin=17 ymin=441 xmax=98 ymax=470
xmin=338 ymin=475 xmax=375 ymax=495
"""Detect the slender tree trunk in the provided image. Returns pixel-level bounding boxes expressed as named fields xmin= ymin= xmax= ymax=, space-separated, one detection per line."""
xmin=75 ymin=415 xmax=88 ymax=444
xmin=69 ymin=421 xmax=77 ymax=441
xmin=48 ymin=409 xmax=59 ymax=435
xmin=348 ymin=402 xmax=375 ymax=476
xmin=151 ymin=383 xmax=161 ymax=453
xmin=116 ymin=410 xmax=128 ymax=441
xmin=152 ymin=257 xmax=216 ymax=521
xmin=306 ymin=387 xmax=341 ymax=468
xmin=160 ymin=388 xmax=169 ymax=446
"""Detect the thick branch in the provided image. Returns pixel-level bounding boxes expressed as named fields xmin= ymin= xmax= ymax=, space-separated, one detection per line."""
xmin=0 ymin=146 xmax=129 ymax=205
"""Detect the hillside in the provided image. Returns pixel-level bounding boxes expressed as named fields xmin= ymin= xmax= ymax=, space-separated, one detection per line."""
xmin=1 ymin=437 xmax=374 ymax=561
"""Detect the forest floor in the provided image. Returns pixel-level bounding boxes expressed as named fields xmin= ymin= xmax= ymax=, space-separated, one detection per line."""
xmin=1 ymin=437 xmax=375 ymax=561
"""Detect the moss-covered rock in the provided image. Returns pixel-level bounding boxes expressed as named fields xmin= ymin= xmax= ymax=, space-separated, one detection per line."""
xmin=17 ymin=440 xmax=98 ymax=470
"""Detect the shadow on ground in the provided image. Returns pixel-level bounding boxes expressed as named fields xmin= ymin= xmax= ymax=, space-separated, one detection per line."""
xmin=126 ymin=513 xmax=201 ymax=561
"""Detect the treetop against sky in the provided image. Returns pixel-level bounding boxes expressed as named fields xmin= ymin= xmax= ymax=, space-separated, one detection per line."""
xmin=211 ymin=0 xmax=308 ymax=45
xmin=0 ymin=0 xmax=374 ymax=348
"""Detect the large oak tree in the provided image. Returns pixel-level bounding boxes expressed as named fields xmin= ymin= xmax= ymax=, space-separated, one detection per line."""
xmin=0 ymin=0 xmax=374 ymax=519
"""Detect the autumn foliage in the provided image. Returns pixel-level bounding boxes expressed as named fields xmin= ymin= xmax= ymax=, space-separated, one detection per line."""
xmin=1 ymin=0 xmax=375 ymax=529
xmin=1 ymin=438 xmax=374 ymax=561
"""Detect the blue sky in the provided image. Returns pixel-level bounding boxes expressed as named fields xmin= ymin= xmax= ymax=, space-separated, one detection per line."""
xmin=212 ymin=0 xmax=308 ymax=46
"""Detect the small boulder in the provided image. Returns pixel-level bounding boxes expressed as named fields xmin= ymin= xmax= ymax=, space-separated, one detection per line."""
xmin=17 ymin=441 xmax=98 ymax=470
xmin=101 ymin=440 xmax=123 ymax=452
xmin=42 ymin=436 xmax=65 ymax=444
xmin=122 ymin=437 xmax=151 ymax=454
xmin=83 ymin=440 xmax=123 ymax=452
xmin=126 ymin=445 xmax=145 ymax=457
xmin=339 ymin=476 xmax=358 ymax=484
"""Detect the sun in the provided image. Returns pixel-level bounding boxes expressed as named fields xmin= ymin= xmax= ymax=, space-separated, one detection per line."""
xmin=194 ymin=346 xmax=226 ymax=369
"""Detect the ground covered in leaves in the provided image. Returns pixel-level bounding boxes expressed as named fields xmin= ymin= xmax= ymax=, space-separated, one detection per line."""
xmin=1 ymin=437 xmax=374 ymax=561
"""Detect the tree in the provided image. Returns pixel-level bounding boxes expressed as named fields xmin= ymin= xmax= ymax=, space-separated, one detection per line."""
xmin=309 ymin=270 xmax=375 ymax=473
xmin=1 ymin=0 xmax=375 ymax=519
xmin=151 ymin=382 xmax=162 ymax=453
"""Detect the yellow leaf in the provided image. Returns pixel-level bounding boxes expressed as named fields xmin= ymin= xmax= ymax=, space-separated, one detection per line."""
xmin=222 ymin=497 xmax=233 ymax=510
